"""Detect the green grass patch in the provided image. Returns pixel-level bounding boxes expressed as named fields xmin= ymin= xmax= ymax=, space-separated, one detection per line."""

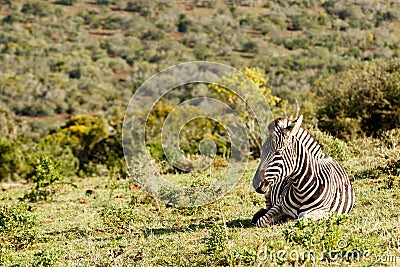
xmin=1 ymin=136 xmax=400 ymax=266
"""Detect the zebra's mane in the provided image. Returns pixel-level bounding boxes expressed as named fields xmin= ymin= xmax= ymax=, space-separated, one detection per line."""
xmin=272 ymin=117 xmax=324 ymax=151
xmin=297 ymin=128 xmax=324 ymax=150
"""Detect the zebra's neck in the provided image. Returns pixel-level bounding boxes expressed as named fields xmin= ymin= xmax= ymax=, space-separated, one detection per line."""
xmin=287 ymin=127 xmax=327 ymax=190
xmin=294 ymin=128 xmax=326 ymax=160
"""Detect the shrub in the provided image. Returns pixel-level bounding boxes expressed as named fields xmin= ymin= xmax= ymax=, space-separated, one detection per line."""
xmin=209 ymin=67 xmax=282 ymax=158
xmin=96 ymin=0 xmax=116 ymax=5
xmin=103 ymin=14 xmax=135 ymax=30
xmin=0 ymin=104 xmax=27 ymax=181
xmin=141 ymin=29 xmax=164 ymax=41
xmin=55 ymin=0 xmax=78 ymax=5
xmin=21 ymin=1 xmax=51 ymax=17
xmin=51 ymin=115 xmax=109 ymax=170
xmin=2 ymin=12 xmax=27 ymax=24
xmin=0 ymin=204 xmax=38 ymax=250
xmin=309 ymin=128 xmax=350 ymax=162
xmin=35 ymin=136 xmax=79 ymax=178
xmin=193 ymin=44 xmax=212 ymax=60
xmin=281 ymin=213 xmax=374 ymax=264
xmin=204 ymin=224 xmax=230 ymax=265
xmin=284 ymin=37 xmax=311 ymax=50
xmin=22 ymin=157 xmax=69 ymax=202
xmin=382 ymin=128 xmax=400 ymax=149
xmin=145 ymin=101 xmax=231 ymax=173
xmin=316 ymin=59 xmax=400 ymax=139
xmin=177 ymin=14 xmax=191 ymax=33
xmin=35 ymin=112 xmax=126 ymax=177
xmin=31 ymin=249 xmax=60 ymax=267
xmin=354 ymin=158 xmax=400 ymax=184
xmin=99 ymin=205 xmax=137 ymax=233
xmin=126 ymin=0 xmax=154 ymax=17
xmin=0 ymin=139 xmax=25 ymax=181
xmin=287 ymin=14 xmax=310 ymax=31
xmin=283 ymin=214 xmax=348 ymax=251
xmin=90 ymin=135 xmax=125 ymax=174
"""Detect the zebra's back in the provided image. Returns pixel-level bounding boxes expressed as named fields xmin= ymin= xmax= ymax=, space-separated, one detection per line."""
xmin=268 ymin=157 xmax=355 ymax=219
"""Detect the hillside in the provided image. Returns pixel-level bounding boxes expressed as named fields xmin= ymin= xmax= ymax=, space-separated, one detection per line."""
xmin=0 ymin=0 xmax=399 ymax=120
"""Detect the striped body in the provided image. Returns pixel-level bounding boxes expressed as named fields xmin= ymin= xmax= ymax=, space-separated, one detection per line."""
xmin=251 ymin=117 xmax=355 ymax=227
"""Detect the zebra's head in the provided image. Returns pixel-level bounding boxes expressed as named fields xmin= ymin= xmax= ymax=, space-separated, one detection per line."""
xmin=252 ymin=115 xmax=303 ymax=194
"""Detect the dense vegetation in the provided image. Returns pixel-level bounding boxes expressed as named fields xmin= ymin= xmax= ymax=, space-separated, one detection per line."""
xmin=316 ymin=59 xmax=400 ymax=139
xmin=1 ymin=132 xmax=399 ymax=265
xmin=0 ymin=0 xmax=399 ymax=180
xmin=0 ymin=1 xmax=399 ymax=265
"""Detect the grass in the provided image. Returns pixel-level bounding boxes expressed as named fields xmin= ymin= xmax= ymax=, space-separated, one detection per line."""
xmin=1 ymin=136 xmax=400 ymax=266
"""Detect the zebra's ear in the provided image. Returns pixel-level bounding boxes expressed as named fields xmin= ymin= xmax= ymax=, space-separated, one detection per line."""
xmin=286 ymin=115 xmax=303 ymax=138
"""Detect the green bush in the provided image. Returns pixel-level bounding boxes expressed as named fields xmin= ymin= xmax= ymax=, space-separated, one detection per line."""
xmin=309 ymin=128 xmax=350 ymax=162
xmin=0 ymin=106 xmax=31 ymax=181
xmin=0 ymin=204 xmax=38 ymax=250
xmin=55 ymin=0 xmax=78 ymax=5
xmin=0 ymin=126 xmax=80 ymax=182
xmin=0 ymin=139 xmax=26 ymax=181
xmin=96 ymin=0 xmax=116 ymax=5
xmin=28 ymin=113 xmax=125 ymax=177
xmin=283 ymin=214 xmax=347 ymax=250
xmin=99 ymin=205 xmax=137 ymax=233
xmin=21 ymin=1 xmax=51 ymax=17
xmin=141 ymin=29 xmax=164 ymax=41
xmin=204 ymin=224 xmax=230 ymax=265
xmin=177 ymin=14 xmax=191 ymax=33
xmin=34 ymin=136 xmax=79 ymax=178
xmin=2 ymin=12 xmax=27 ymax=24
xmin=52 ymin=115 xmax=109 ymax=168
xmin=316 ymin=59 xmax=400 ymax=139
xmin=31 ymin=249 xmax=60 ymax=267
xmin=281 ymin=214 xmax=374 ymax=264
xmin=382 ymin=128 xmax=400 ymax=149
xmin=144 ymin=100 xmax=232 ymax=173
xmin=209 ymin=67 xmax=282 ymax=158
xmin=126 ymin=0 xmax=154 ymax=17
xmin=287 ymin=14 xmax=310 ymax=31
xmin=22 ymin=157 xmax=69 ymax=202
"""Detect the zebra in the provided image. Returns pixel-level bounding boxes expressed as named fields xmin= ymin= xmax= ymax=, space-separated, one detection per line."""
xmin=251 ymin=115 xmax=355 ymax=227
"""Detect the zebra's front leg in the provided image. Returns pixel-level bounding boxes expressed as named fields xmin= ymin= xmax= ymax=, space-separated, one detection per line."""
xmin=264 ymin=187 xmax=272 ymax=211
xmin=251 ymin=205 xmax=286 ymax=227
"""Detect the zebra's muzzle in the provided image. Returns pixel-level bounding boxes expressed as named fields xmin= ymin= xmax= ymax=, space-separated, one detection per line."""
xmin=255 ymin=182 xmax=269 ymax=194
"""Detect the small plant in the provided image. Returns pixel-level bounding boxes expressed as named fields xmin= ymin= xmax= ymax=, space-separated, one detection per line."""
xmin=282 ymin=213 xmax=348 ymax=251
xmin=99 ymin=205 xmax=137 ymax=233
xmin=0 ymin=138 xmax=26 ymax=181
xmin=206 ymin=224 xmax=227 ymax=255
xmin=386 ymin=174 xmax=400 ymax=189
xmin=0 ymin=204 xmax=38 ymax=250
xmin=96 ymin=0 xmax=116 ymax=5
xmin=0 ymin=246 xmax=11 ymax=266
xmin=31 ymin=249 xmax=60 ymax=267
xmin=382 ymin=128 xmax=400 ymax=149
xmin=22 ymin=157 xmax=70 ymax=202
xmin=54 ymin=0 xmax=78 ymax=5
xmin=203 ymin=224 xmax=230 ymax=265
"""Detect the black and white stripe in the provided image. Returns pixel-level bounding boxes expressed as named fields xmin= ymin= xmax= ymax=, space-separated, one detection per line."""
xmin=251 ymin=116 xmax=355 ymax=227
